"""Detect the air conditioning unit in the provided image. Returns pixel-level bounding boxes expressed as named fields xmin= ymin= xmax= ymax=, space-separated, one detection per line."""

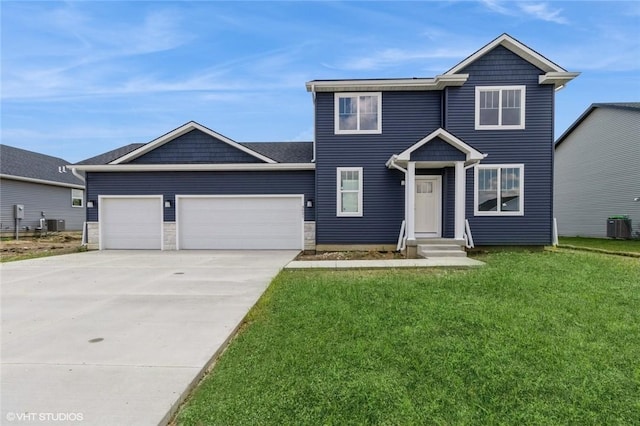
xmin=47 ymin=219 xmax=65 ymax=232
xmin=606 ymin=217 xmax=631 ymax=239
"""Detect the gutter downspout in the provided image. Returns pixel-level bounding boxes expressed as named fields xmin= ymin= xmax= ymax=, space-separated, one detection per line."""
xmin=386 ymin=156 xmax=408 ymax=251
xmin=310 ymin=84 xmax=317 ymax=164
xmin=71 ymin=167 xmax=88 ymax=246
xmin=71 ymin=167 xmax=86 ymax=183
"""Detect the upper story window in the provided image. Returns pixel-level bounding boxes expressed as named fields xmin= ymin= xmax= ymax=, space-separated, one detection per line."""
xmin=71 ymin=189 xmax=84 ymax=208
xmin=335 ymin=93 xmax=382 ymax=134
xmin=474 ymin=164 xmax=524 ymax=216
xmin=475 ymin=86 xmax=526 ymax=130
xmin=337 ymin=167 xmax=363 ymax=217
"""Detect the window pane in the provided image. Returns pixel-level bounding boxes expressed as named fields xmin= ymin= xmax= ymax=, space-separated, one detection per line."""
xmin=478 ymin=168 xmax=498 ymax=211
xmin=479 ymin=91 xmax=499 ymax=125
xmin=359 ymin=96 xmax=378 ymax=130
xmin=502 ymin=89 xmax=521 ymax=126
xmin=341 ymin=192 xmax=358 ymax=213
xmin=501 ymin=168 xmax=521 ymax=212
xmin=341 ymin=170 xmax=359 ymax=190
xmin=339 ymin=96 xmax=357 ymax=130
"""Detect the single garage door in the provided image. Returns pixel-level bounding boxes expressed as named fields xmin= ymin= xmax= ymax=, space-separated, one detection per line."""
xmin=177 ymin=195 xmax=303 ymax=250
xmin=100 ymin=196 xmax=163 ymax=249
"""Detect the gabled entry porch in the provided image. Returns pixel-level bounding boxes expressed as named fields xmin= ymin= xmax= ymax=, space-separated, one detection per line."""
xmin=386 ymin=128 xmax=486 ymax=257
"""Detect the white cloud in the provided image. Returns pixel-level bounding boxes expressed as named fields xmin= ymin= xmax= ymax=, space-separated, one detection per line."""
xmin=324 ymin=47 xmax=471 ymax=72
xmin=480 ymin=0 xmax=568 ymax=24
xmin=519 ymin=3 xmax=569 ymax=24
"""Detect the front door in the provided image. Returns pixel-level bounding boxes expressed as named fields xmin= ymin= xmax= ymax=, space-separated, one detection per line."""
xmin=415 ymin=176 xmax=442 ymax=237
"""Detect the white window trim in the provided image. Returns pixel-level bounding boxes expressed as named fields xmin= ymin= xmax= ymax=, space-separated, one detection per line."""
xmin=71 ymin=188 xmax=84 ymax=208
xmin=475 ymin=85 xmax=526 ymax=130
xmin=334 ymin=92 xmax=382 ymax=135
xmin=336 ymin=167 xmax=363 ymax=217
xmin=474 ymin=164 xmax=524 ymax=216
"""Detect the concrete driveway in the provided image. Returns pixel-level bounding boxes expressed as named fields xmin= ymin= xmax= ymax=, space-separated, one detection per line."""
xmin=1 ymin=250 xmax=298 ymax=425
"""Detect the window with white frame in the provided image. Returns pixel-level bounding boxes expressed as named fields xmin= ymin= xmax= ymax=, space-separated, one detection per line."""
xmin=475 ymin=86 xmax=526 ymax=130
xmin=335 ymin=93 xmax=381 ymax=134
xmin=337 ymin=167 xmax=363 ymax=216
xmin=475 ymin=165 xmax=524 ymax=215
xmin=71 ymin=188 xmax=84 ymax=208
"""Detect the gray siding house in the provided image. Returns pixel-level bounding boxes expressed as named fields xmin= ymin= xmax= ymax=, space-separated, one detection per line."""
xmin=554 ymin=103 xmax=640 ymax=238
xmin=0 ymin=145 xmax=85 ymax=233
xmin=71 ymin=34 xmax=578 ymax=254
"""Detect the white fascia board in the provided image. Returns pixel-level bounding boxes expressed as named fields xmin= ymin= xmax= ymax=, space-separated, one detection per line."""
xmin=305 ymin=74 xmax=468 ymax=92
xmin=445 ymin=34 xmax=568 ymax=75
xmin=396 ymin=128 xmax=485 ymax=162
xmin=72 ymin=163 xmax=315 ymax=172
xmin=0 ymin=174 xmax=85 ymax=189
xmin=110 ymin=121 xmax=276 ymax=164
xmin=539 ymin=72 xmax=581 ymax=90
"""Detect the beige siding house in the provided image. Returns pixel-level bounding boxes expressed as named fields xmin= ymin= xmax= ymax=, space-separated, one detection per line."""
xmin=554 ymin=103 xmax=640 ymax=238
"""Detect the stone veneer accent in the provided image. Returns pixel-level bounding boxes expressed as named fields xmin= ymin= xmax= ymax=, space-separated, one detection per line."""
xmin=304 ymin=221 xmax=316 ymax=251
xmin=86 ymin=222 xmax=99 ymax=250
xmin=163 ymin=222 xmax=176 ymax=250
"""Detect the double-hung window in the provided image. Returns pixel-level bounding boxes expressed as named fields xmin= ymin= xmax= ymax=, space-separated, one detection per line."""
xmin=335 ymin=93 xmax=381 ymax=134
xmin=475 ymin=86 xmax=526 ymax=130
xmin=475 ymin=164 xmax=524 ymax=215
xmin=71 ymin=189 xmax=84 ymax=208
xmin=337 ymin=167 xmax=363 ymax=217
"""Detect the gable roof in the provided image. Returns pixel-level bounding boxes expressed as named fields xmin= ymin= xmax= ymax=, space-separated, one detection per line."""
xmin=240 ymin=142 xmax=313 ymax=163
xmin=555 ymin=102 xmax=640 ymax=147
xmin=76 ymin=143 xmax=145 ymax=165
xmin=445 ymin=33 xmax=579 ymax=90
xmin=388 ymin=128 xmax=486 ymax=167
xmin=307 ymin=33 xmax=578 ymax=93
xmin=110 ymin=121 xmax=277 ymax=164
xmin=0 ymin=144 xmax=84 ymax=188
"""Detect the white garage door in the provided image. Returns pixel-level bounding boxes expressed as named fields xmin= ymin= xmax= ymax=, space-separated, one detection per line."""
xmin=100 ymin=196 xmax=162 ymax=250
xmin=177 ymin=196 xmax=303 ymax=250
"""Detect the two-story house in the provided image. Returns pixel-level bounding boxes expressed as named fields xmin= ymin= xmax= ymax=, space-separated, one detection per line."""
xmin=71 ymin=34 xmax=578 ymax=255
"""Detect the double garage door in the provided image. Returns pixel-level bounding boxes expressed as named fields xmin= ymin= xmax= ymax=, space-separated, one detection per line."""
xmin=100 ymin=195 xmax=303 ymax=250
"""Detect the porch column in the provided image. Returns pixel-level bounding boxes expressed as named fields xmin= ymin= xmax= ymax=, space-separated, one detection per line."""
xmin=454 ymin=161 xmax=465 ymax=240
xmin=407 ymin=162 xmax=416 ymax=241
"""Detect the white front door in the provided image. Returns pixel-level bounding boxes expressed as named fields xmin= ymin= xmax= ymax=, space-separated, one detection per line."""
xmin=415 ymin=176 xmax=442 ymax=237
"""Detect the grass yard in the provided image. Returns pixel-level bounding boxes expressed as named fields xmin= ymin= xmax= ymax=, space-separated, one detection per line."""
xmin=559 ymin=236 xmax=640 ymax=255
xmin=176 ymin=251 xmax=640 ymax=425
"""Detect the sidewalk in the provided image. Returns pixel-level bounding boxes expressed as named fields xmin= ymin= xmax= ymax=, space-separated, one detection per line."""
xmin=286 ymin=257 xmax=485 ymax=269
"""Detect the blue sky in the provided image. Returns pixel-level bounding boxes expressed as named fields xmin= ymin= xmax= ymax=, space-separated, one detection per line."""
xmin=2 ymin=1 xmax=639 ymax=163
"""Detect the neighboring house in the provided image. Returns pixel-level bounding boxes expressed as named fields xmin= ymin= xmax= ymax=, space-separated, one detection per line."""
xmin=0 ymin=144 xmax=86 ymax=233
xmin=554 ymin=103 xmax=640 ymax=238
xmin=70 ymin=34 xmax=578 ymax=254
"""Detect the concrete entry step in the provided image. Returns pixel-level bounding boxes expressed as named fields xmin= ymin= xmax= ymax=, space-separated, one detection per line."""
xmin=418 ymin=242 xmax=467 ymax=258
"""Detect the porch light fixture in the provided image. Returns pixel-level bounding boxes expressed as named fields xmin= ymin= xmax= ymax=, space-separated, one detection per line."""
xmin=306 ymin=199 xmax=313 ymax=208
xmin=164 ymin=200 xmax=172 ymax=208
xmin=87 ymin=201 xmax=95 ymax=208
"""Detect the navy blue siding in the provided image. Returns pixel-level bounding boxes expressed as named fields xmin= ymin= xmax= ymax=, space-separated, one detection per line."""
xmin=446 ymin=46 xmax=555 ymax=245
xmin=411 ymin=138 xmax=466 ymax=162
xmin=315 ymin=91 xmax=442 ymax=244
xmin=86 ymin=171 xmax=315 ymax=221
xmin=131 ymin=130 xmax=264 ymax=164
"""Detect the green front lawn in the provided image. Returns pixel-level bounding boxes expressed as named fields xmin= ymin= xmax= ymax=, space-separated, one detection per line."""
xmin=176 ymin=251 xmax=640 ymax=425
xmin=559 ymin=236 xmax=640 ymax=254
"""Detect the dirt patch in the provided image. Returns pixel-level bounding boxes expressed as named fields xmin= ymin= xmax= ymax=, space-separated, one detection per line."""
xmin=0 ymin=232 xmax=84 ymax=261
xmin=296 ymin=250 xmax=405 ymax=261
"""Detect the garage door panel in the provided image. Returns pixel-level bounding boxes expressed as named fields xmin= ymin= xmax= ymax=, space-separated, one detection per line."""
xmin=101 ymin=198 xmax=162 ymax=250
xmin=178 ymin=196 xmax=302 ymax=250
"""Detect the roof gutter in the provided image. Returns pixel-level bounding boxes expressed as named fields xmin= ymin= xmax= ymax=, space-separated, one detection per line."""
xmin=306 ymin=74 xmax=468 ymax=92
xmin=70 ymin=163 xmax=316 ymax=172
